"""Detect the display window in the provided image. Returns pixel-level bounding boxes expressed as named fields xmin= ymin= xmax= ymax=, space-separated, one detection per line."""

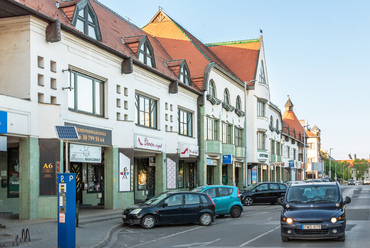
xmin=87 ymin=164 xmax=104 ymax=193
xmin=7 ymin=148 xmax=19 ymax=198
xmin=137 ymin=162 xmax=147 ymax=190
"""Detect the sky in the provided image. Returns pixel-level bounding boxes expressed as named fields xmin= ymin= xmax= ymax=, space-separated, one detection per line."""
xmin=97 ymin=0 xmax=370 ymax=160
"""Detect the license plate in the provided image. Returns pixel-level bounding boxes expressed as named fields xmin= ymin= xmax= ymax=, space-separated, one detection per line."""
xmin=122 ymin=215 xmax=126 ymax=219
xmin=302 ymin=225 xmax=321 ymax=229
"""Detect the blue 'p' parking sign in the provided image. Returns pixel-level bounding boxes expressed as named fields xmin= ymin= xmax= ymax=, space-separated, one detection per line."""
xmin=0 ymin=111 xmax=7 ymax=134
xmin=223 ymin=155 xmax=232 ymax=164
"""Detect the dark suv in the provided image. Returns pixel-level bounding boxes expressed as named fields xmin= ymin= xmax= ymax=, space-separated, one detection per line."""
xmin=240 ymin=182 xmax=287 ymax=206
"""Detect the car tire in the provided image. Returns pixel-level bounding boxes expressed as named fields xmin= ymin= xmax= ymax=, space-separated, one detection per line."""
xmin=230 ymin=206 xmax=242 ymax=218
xmin=140 ymin=215 xmax=156 ymax=229
xmin=199 ymin=213 xmax=212 ymax=226
xmin=243 ymin=197 xmax=253 ymax=206
xmin=281 ymin=234 xmax=290 ymax=242
xmin=277 ymin=196 xmax=284 ymax=205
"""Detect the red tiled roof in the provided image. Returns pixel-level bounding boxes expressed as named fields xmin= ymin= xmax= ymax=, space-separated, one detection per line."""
xmin=282 ymin=110 xmax=306 ymax=137
xmin=207 ymin=39 xmax=260 ymax=84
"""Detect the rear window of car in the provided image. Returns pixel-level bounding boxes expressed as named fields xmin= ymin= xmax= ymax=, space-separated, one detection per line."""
xmin=279 ymin=184 xmax=287 ymax=190
xmin=218 ymin=187 xmax=233 ymax=196
xmin=204 ymin=188 xmax=217 ymax=198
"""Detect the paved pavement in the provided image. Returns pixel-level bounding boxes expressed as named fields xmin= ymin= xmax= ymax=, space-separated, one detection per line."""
xmin=0 ymin=208 xmax=124 ymax=248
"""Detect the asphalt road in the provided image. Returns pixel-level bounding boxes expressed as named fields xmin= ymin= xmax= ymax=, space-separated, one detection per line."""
xmin=106 ymin=185 xmax=370 ymax=248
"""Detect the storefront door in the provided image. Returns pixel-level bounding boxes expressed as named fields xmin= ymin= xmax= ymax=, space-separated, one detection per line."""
xmin=147 ymin=166 xmax=155 ymax=199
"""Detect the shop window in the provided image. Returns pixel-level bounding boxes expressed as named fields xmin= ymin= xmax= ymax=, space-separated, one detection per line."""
xmin=137 ymin=162 xmax=147 ymax=190
xmin=7 ymin=148 xmax=20 ymax=198
xmin=68 ymin=71 xmax=105 ymax=117
xmin=178 ymin=109 xmax=192 ymax=137
xmin=87 ymin=164 xmax=104 ymax=193
xmin=178 ymin=163 xmax=184 ymax=188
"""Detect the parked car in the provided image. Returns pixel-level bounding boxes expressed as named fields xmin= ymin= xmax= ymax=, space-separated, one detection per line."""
xmin=240 ymin=182 xmax=287 ymax=206
xmin=191 ymin=185 xmax=243 ymax=218
xmin=122 ymin=191 xmax=216 ymax=229
xmin=280 ymin=182 xmax=351 ymax=242
xmin=348 ymin=179 xmax=355 ymax=185
xmin=355 ymin=181 xmax=361 ymax=185
xmin=363 ymin=178 xmax=370 ymax=185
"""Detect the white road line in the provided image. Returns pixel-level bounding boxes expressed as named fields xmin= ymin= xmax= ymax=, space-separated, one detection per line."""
xmin=239 ymin=226 xmax=280 ymax=247
xmin=130 ymin=226 xmax=204 ymax=247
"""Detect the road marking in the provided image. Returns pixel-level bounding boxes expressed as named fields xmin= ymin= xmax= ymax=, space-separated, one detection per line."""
xmin=173 ymin=238 xmax=221 ymax=247
xmin=130 ymin=226 xmax=204 ymax=247
xmin=239 ymin=226 xmax=280 ymax=247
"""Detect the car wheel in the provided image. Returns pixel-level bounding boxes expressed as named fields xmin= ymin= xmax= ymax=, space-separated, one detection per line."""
xmin=281 ymin=234 xmax=290 ymax=242
xmin=243 ymin=197 xmax=253 ymax=206
xmin=140 ymin=215 xmax=156 ymax=229
xmin=230 ymin=206 xmax=242 ymax=218
xmin=277 ymin=196 xmax=284 ymax=205
xmin=199 ymin=213 xmax=212 ymax=226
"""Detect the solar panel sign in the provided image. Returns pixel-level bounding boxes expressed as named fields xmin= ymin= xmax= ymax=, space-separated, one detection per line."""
xmin=55 ymin=126 xmax=79 ymax=140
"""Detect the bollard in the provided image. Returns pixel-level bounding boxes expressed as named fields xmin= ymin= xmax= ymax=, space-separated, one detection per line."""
xmin=12 ymin=234 xmax=19 ymax=246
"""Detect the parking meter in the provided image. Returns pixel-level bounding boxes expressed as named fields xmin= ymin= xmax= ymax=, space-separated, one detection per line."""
xmin=58 ymin=173 xmax=76 ymax=248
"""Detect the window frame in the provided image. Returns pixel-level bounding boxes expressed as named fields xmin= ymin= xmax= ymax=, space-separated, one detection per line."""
xmin=72 ymin=0 xmax=101 ymax=40
xmin=137 ymin=36 xmax=156 ymax=68
xmin=207 ymin=117 xmax=218 ymax=141
xmin=208 ymin=80 xmax=216 ymax=97
xmin=234 ymin=127 xmax=243 ymax=147
xmin=178 ymin=108 xmax=193 ymax=137
xmin=236 ymin=96 xmax=242 ymax=110
xmin=223 ymin=89 xmax=230 ymax=105
xmin=135 ymin=93 xmax=158 ymax=129
xmin=179 ymin=62 xmax=191 ymax=86
xmin=68 ymin=71 xmax=105 ymax=117
xmin=257 ymin=100 xmax=266 ymax=117
xmin=257 ymin=131 xmax=266 ymax=150
xmin=222 ymin=122 xmax=232 ymax=144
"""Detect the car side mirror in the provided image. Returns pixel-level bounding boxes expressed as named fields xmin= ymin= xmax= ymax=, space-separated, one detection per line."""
xmin=344 ymin=196 xmax=351 ymax=205
xmin=162 ymin=202 xmax=168 ymax=208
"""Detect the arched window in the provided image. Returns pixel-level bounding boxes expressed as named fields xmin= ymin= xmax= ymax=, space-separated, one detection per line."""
xmin=270 ymin=116 xmax=273 ymax=127
xmin=179 ymin=63 xmax=191 ymax=86
xmin=223 ymin=89 xmax=230 ymax=104
xmin=73 ymin=0 xmax=101 ymax=40
xmin=276 ymin=119 xmax=279 ymax=131
xmin=138 ymin=36 xmax=155 ymax=67
xmin=236 ymin=96 xmax=242 ymax=110
xmin=208 ymin=80 xmax=216 ymax=97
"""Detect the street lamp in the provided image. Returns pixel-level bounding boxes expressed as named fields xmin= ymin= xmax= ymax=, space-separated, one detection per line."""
xmin=329 ymin=148 xmax=334 ymax=179
xmin=303 ymin=124 xmax=309 ymax=179
xmin=244 ymin=79 xmax=256 ymax=187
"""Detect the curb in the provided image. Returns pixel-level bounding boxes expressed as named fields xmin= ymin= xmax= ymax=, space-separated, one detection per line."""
xmin=90 ymin=223 xmax=122 ymax=248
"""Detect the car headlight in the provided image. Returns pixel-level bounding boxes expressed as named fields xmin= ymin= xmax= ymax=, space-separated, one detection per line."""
xmin=284 ymin=217 xmax=293 ymax=224
xmin=331 ymin=217 xmax=337 ymax=223
xmin=130 ymin=209 xmax=142 ymax=215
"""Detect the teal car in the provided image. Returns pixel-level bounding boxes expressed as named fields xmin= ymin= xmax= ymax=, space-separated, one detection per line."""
xmin=191 ymin=185 xmax=243 ymax=218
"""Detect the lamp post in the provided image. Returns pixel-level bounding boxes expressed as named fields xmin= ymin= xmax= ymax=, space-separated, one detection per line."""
xmin=329 ymin=148 xmax=334 ymax=179
xmin=244 ymin=79 xmax=256 ymax=187
xmin=303 ymin=124 xmax=309 ymax=179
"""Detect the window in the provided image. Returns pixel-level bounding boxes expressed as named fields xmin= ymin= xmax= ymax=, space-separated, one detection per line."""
xmin=257 ymin=131 xmax=266 ymax=150
xmin=68 ymin=71 xmax=104 ymax=116
xmin=257 ymin=100 xmax=265 ymax=117
xmin=73 ymin=1 xmax=101 ymax=40
xmin=256 ymin=184 xmax=268 ymax=191
xmin=276 ymin=119 xmax=279 ymax=131
xmin=222 ymin=123 xmax=232 ymax=144
xmin=235 ymin=128 xmax=243 ymax=147
xmin=135 ymin=93 xmax=157 ymax=128
xmin=138 ymin=37 xmax=155 ymax=67
xmin=270 ymin=183 xmax=279 ymax=190
xmin=218 ymin=187 xmax=232 ymax=196
xmin=287 ymin=146 xmax=291 ymax=159
xmin=179 ymin=63 xmax=191 ymax=85
xmin=259 ymin=60 xmax=266 ymax=84
xmin=204 ymin=188 xmax=217 ymax=198
xmin=7 ymin=148 xmax=19 ymax=198
xmin=223 ymin=89 xmax=230 ymax=104
xmin=178 ymin=109 xmax=192 ymax=137
xmin=270 ymin=139 xmax=275 ymax=154
xmin=293 ymin=148 xmax=296 ymax=160
xmin=185 ymin=194 xmax=200 ymax=205
xmin=208 ymin=80 xmax=216 ymax=97
xmin=276 ymin=142 xmax=281 ymax=156
xmin=236 ymin=96 xmax=242 ymax=110
xmin=270 ymin=116 xmax=273 ymax=127
xmin=207 ymin=118 xmax=218 ymax=140
xmin=165 ymin=194 xmax=183 ymax=206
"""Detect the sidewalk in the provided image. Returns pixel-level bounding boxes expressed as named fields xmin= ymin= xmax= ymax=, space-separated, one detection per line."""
xmin=0 ymin=208 xmax=123 ymax=248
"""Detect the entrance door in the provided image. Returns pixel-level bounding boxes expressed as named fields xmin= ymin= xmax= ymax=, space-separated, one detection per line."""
xmin=147 ymin=166 xmax=156 ymax=199
xmin=70 ymin=163 xmax=83 ymax=204
xmin=189 ymin=164 xmax=195 ymax=190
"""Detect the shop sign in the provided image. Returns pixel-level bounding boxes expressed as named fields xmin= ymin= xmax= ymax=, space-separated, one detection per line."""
xmin=135 ymin=135 xmax=164 ymax=151
xmin=252 ymin=166 xmax=257 ymax=183
xmin=262 ymin=165 xmax=268 ymax=170
xmin=0 ymin=111 xmax=7 ymax=134
xmin=289 ymin=160 xmax=295 ymax=167
xmin=119 ymin=153 xmax=133 ymax=192
xmin=206 ymin=158 xmax=218 ymax=166
xmin=65 ymin=122 xmax=112 ymax=146
xmin=235 ymin=162 xmax=242 ymax=168
xmin=270 ymin=162 xmax=283 ymax=167
xmin=39 ymin=140 xmax=58 ymax=196
xmin=179 ymin=144 xmax=199 ymax=157
xmin=70 ymin=144 xmax=101 ymax=163
xmin=258 ymin=152 xmax=268 ymax=162
xmin=222 ymin=155 xmax=232 ymax=164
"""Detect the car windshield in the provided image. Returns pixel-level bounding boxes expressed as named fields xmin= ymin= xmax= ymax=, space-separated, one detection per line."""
xmin=144 ymin=192 xmax=172 ymax=205
xmin=191 ymin=187 xmax=204 ymax=193
xmin=286 ymin=185 xmax=339 ymax=204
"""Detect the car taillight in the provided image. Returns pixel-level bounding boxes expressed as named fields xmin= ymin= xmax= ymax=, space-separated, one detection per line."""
xmin=207 ymin=195 xmax=215 ymax=207
xmin=237 ymin=188 xmax=241 ymax=200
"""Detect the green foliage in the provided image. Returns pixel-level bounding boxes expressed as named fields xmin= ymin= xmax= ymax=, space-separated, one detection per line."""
xmin=352 ymin=159 xmax=369 ymax=180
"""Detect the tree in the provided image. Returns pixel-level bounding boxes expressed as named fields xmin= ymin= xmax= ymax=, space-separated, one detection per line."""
xmin=352 ymin=159 xmax=369 ymax=180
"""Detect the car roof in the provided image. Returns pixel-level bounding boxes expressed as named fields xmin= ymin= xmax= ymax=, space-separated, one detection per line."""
xmin=196 ymin=185 xmax=237 ymax=189
xmin=289 ymin=182 xmax=338 ymax=187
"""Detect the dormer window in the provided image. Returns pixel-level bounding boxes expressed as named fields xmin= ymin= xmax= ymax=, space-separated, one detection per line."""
xmin=179 ymin=63 xmax=191 ymax=86
xmin=73 ymin=0 xmax=101 ymax=40
xmin=138 ymin=36 xmax=155 ymax=67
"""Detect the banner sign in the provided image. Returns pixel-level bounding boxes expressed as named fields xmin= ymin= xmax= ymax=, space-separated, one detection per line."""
xmin=166 ymin=158 xmax=177 ymax=189
xmin=70 ymin=144 xmax=101 ymax=163
xmin=65 ymin=122 xmax=112 ymax=146
xmin=135 ymin=135 xmax=164 ymax=151
xmin=39 ymin=140 xmax=58 ymax=196
xmin=0 ymin=111 xmax=7 ymax=134
xmin=119 ymin=153 xmax=132 ymax=192
xmin=179 ymin=143 xmax=199 ymax=157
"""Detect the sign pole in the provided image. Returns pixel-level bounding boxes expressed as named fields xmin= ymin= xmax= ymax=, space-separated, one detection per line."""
xmin=65 ymin=140 xmax=69 ymax=173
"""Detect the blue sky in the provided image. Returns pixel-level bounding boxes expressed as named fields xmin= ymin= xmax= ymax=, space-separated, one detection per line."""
xmin=97 ymin=0 xmax=370 ymax=160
